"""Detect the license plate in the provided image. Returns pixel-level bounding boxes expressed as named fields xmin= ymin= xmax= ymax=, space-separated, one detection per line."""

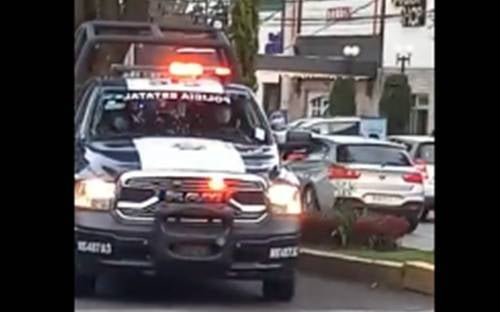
xmin=366 ymin=194 xmax=400 ymax=205
xmin=77 ymin=240 xmax=112 ymax=255
xmin=269 ymin=246 xmax=299 ymax=259
xmin=174 ymin=244 xmax=211 ymax=257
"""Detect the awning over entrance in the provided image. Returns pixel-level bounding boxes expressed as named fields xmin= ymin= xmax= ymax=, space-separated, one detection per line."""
xmin=256 ymin=34 xmax=381 ymax=79
xmin=256 ymin=55 xmax=378 ymax=78
xmin=294 ymin=35 xmax=382 ymax=63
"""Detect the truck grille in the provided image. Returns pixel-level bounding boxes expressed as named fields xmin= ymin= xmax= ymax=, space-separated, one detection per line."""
xmin=116 ymin=174 xmax=267 ymax=222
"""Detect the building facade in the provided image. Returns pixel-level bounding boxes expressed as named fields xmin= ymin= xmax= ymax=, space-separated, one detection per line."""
xmin=256 ymin=0 xmax=435 ymax=134
xmin=256 ymin=0 xmax=384 ymax=120
xmin=377 ymin=0 xmax=435 ymax=134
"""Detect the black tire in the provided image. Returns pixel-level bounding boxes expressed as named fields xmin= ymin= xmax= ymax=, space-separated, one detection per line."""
xmin=420 ymin=208 xmax=430 ymax=222
xmin=405 ymin=215 xmax=420 ymax=234
xmin=75 ymin=274 xmax=96 ymax=297
xmin=303 ymin=186 xmax=320 ymax=213
xmin=262 ymin=271 xmax=295 ymax=301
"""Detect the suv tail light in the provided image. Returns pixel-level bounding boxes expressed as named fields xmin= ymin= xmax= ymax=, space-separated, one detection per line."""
xmin=329 ymin=165 xmax=361 ymax=179
xmin=403 ymin=172 xmax=423 ymax=184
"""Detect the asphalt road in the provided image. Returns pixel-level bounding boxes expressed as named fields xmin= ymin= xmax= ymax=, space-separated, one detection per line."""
xmin=75 ymin=270 xmax=433 ymax=311
xmin=402 ymin=214 xmax=435 ymax=251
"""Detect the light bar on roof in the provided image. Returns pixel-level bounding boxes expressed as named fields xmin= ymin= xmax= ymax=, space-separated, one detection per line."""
xmin=169 ymin=62 xmax=204 ymax=77
xmin=176 ymin=47 xmax=216 ymax=54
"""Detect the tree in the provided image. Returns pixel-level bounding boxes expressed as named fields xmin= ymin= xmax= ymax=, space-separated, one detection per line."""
xmin=378 ymin=74 xmax=412 ymax=134
xmin=228 ymin=0 xmax=261 ymax=90
xmin=326 ymin=77 xmax=356 ymax=116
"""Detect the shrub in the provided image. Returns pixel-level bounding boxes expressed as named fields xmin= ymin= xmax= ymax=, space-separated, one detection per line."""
xmin=352 ymin=215 xmax=410 ymax=250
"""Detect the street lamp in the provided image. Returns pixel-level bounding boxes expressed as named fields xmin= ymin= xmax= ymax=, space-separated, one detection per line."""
xmin=396 ymin=45 xmax=413 ymax=74
xmin=343 ymin=45 xmax=361 ymax=76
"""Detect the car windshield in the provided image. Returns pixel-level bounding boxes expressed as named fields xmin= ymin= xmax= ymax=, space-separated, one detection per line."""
xmin=417 ymin=143 xmax=435 ymax=164
xmin=88 ymin=88 xmax=272 ymax=145
xmin=337 ymin=144 xmax=411 ymax=166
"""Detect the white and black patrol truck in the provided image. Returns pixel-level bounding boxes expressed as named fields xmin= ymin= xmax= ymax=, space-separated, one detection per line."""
xmin=74 ymin=61 xmax=311 ymax=301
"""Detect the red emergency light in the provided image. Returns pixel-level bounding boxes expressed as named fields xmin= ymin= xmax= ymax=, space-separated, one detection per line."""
xmin=168 ymin=61 xmax=231 ymax=80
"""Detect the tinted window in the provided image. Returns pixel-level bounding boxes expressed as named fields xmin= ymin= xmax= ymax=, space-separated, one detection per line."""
xmin=417 ymin=143 xmax=434 ymax=164
xmin=337 ymin=144 xmax=411 ymax=166
xmin=87 ymin=88 xmax=271 ymax=145
xmin=284 ymin=142 xmax=329 ymax=162
xmin=305 ymin=143 xmax=329 ymax=161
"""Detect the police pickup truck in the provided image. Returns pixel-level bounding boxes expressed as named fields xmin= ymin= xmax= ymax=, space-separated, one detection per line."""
xmin=74 ymin=62 xmax=310 ymax=301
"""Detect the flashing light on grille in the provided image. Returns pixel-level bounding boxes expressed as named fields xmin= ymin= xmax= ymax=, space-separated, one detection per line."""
xmin=208 ymin=176 xmax=226 ymax=191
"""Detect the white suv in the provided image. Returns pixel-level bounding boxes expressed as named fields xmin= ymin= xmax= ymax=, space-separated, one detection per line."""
xmin=323 ymin=136 xmax=425 ymax=233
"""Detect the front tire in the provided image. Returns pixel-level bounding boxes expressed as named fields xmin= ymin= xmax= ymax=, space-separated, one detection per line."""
xmin=303 ymin=186 xmax=320 ymax=213
xmin=262 ymin=271 xmax=295 ymax=301
xmin=75 ymin=273 xmax=96 ymax=297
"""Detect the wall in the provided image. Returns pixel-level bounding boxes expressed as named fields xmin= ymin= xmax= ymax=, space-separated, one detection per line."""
xmin=259 ymin=11 xmax=283 ymax=55
xmin=299 ymin=0 xmax=382 ymax=37
xmin=382 ymin=0 xmax=434 ymax=68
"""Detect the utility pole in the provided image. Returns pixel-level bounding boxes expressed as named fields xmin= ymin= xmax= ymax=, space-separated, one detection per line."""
xmin=379 ymin=0 xmax=386 ymax=66
xmin=297 ymin=0 xmax=303 ymax=35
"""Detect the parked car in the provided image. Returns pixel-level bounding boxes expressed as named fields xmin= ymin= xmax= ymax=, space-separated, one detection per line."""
xmin=281 ymin=137 xmax=337 ymax=214
xmin=272 ymin=117 xmax=387 ymax=144
xmin=319 ymin=135 xmax=425 ymax=233
xmin=389 ymin=135 xmax=435 ymax=220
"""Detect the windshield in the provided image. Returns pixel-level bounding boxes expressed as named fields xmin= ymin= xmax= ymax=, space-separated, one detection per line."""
xmin=88 ymin=88 xmax=272 ymax=145
xmin=417 ymin=143 xmax=435 ymax=164
xmin=337 ymin=144 xmax=411 ymax=167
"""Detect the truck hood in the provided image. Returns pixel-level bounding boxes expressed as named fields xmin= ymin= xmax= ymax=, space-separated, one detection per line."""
xmin=75 ymin=137 xmax=279 ymax=180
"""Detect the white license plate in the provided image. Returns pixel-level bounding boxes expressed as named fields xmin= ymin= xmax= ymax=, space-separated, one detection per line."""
xmin=269 ymin=247 xmax=299 ymax=259
xmin=366 ymin=194 xmax=400 ymax=205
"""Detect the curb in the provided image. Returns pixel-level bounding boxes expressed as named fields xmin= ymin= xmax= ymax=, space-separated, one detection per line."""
xmin=299 ymin=248 xmax=434 ymax=296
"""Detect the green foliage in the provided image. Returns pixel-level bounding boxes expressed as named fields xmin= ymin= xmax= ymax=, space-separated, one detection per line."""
xmin=326 ymin=77 xmax=356 ymax=117
xmin=228 ymin=0 xmax=261 ymax=90
xmin=378 ymin=74 xmax=412 ymax=134
xmin=332 ymin=200 xmax=360 ymax=247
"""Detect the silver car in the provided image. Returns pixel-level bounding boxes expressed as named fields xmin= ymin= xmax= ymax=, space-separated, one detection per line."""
xmin=281 ymin=137 xmax=337 ymax=215
xmin=320 ymin=135 xmax=425 ymax=233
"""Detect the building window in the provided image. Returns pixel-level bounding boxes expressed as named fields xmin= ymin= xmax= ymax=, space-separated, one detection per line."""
xmin=410 ymin=93 xmax=430 ymax=134
xmin=412 ymin=93 xmax=429 ymax=107
xmin=309 ymin=95 xmax=329 ymax=117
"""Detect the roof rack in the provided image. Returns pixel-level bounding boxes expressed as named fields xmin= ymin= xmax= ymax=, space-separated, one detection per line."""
xmin=75 ymin=20 xmax=239 ymax=86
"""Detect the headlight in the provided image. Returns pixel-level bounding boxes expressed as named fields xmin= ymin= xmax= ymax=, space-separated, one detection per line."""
xmin=266 ymin=183 xmax=302 ymax=215
xmin=75 ymin=179 xmax=116 ymax=211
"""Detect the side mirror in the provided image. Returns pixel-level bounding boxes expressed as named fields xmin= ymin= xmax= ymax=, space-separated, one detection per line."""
xmin=271 ymin=123 xmax=286 ymax=131
xmin=310 ymin=128 xmax=321 ymax=134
